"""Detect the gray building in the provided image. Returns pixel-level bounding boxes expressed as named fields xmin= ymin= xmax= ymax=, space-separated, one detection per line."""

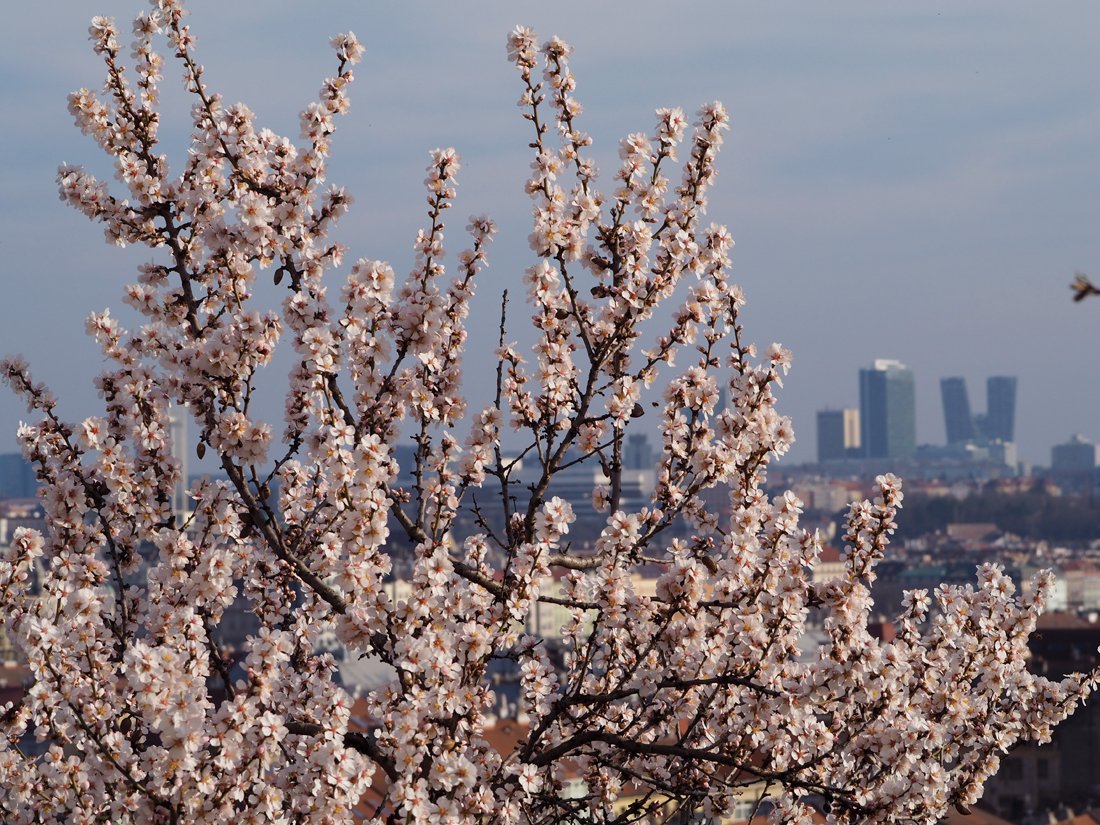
xmin=938 ymin=374 xmax=1017 ymax=448
xmin=0 ymin=454 xmax=36 ymax=500
xmin=940 ymin=377 xmax=976 ymax=445
xmin=859 ymin=359 xmax=916 ymax=460
xmin=1051 ymin=434 xmax=1098 ymax=474
xmin=624 ymin=433 xmax=655 ymax=471
xmin=985 ymin=375 xmax=1017 ymax=443
xmin=169 ymin=408 xmax=189 ymax=524
xmin=816 ymin=408 xmax=860 ymax=463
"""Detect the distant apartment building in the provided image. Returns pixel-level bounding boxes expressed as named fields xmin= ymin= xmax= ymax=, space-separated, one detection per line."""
xmin=0 ymin=453 xmax=36 ymax=499
xmin=1051 ymin=434 xmax=1098 ymax=474
xmin=859 ymin=359 xmax=916 ymax=459
xmin=168 ymin=408 xmax=189 ymax=524
xmin=623 ymin=433 xmax=655 ymax=471
xmin=815 ymin=408 xmax=860 ymax=463
xmin=811 ymin=546 xmax=846 ymax=584
xmin=790 ymin=478 xmax=860 ymax=513
xmin=1019 ymin=565 xmax=1069 ymax=612
xmin=0 ymin=500 xmax=46 ymax=546
xmin=408 ymin=439 xmax=658 ymax=544
xmin=1060 ymin=562 xmax=1100 ymax=612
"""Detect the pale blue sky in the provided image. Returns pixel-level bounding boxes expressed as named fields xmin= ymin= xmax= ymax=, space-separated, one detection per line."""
xmin=2 ymin=1 xmax=1099 ymax=466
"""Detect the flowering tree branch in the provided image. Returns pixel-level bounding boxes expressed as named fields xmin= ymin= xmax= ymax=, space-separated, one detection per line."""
xmin=0 ymin=3 xmax=1095 ymax=823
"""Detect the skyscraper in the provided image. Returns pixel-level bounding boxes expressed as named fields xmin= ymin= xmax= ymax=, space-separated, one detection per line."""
xmin=624 ymin=433 xmax=654 ymax=470
xmin=0 ymin=453 xmax=36 ymax=499
xmin=940 ymin=377 xmax=976 ymax=445
xmin=859 ymin=359 xmax=916 ymax=459
xmin=816 ymin=408 xmax=860 ymax=463
xmin=168 ymin=408 xmax=189 ymax=524
xmin=937 ymin=374 xmax=1018 ymax=447
xmin=985 ymin=376 xmax=1017 ymax=443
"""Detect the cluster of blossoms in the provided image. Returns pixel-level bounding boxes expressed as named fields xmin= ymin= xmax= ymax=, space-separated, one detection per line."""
xmin=1 ymin=3 xmax=1096 ymax=823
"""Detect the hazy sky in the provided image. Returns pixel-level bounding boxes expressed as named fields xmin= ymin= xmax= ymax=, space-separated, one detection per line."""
xmin=2 ymin=1 xmax=1099 ymax=467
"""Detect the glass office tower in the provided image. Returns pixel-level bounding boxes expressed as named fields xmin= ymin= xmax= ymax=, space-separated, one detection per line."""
xmin=859 ymin=359 xmax=916 ymax=459
xmin=985 ymin=376 xmax=1017 ymax=443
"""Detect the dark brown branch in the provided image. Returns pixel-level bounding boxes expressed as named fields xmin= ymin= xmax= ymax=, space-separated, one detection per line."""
xmin=285 ymin=721 xmax=398 ymax=782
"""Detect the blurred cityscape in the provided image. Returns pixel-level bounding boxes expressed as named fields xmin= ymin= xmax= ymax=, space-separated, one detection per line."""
xmin=6 ymin=363 xmax=1100 ymax=822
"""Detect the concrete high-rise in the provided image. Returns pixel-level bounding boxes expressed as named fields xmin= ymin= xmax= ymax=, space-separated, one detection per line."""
xmin=937 ymin=374 xmax=1017 ymax=447
xmin=168 ymin=408 xmax=189 ymax=524
xmin=859 ymin=359 xmax=916 ymax=459
xmin=0 ymin=453 xmax=36 ymax=499
xmin=940 ymin=377 xmax=976 ymax=445
xmin=985 ymin=376 xmax=1017 ymax=443
xmin=624 ymin=433 xmax=654 ymax=471
xmin=1052 ymin=434 xmax=1097 ymax=473
xmin=816 ymin=409 xmax=860 ymax=463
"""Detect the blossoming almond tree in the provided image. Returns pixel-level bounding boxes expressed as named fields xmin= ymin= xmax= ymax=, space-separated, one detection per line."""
xmin=0 ymin=2 xmax=1094 ymax=823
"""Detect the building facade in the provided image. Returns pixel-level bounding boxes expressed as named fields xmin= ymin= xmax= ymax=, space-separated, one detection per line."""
xmin=0 ymin=454 xmax=36 ymax=500
xmin=940 ymin=377 xmax=976 ymax=445
xmin=859 ymin=359 xmax=916 ymax=459
xmin=168 ymin=408 xmax=189 ymax=524
xmin=985 ymin=375 xmax=1017 ymax=443
xmin=939 ymin=374 xmax=1017 ymax=448
xmin=1051 ymin=434 xmax=1098 ymax=474
xmin=816 ymin=408 xmax=860 ymax=463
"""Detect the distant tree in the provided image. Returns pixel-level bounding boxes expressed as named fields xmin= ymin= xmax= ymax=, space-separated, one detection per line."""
xmin=1 ymin=2 xmax=1095 ymax=822
xmin=896 ymin=490 xmax=1100 ymax=543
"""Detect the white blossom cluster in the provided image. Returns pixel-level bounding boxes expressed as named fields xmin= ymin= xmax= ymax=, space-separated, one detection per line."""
xmin=0 ymin=4 xmax=1095 ymax=823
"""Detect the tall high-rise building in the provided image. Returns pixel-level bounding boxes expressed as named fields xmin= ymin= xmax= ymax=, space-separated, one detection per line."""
xmin=168 ymin=408 xmax=189 ymax=524
xmin=940 ymin=377 xmax=976 ymax=445
xmin=0 ymin=453 xmax=36 ymax=499
xmin=624 ymin=433 xmax=655 ymax=471
xmin=816 ymin=409 xmax=860 ymax=463
xmin=985 ymin=376 xmax=1017 ymax=443
xmin=936 ymin=374 xmax=1018 ymax=447
xmin=859 ymin=359 xmax=916 ymax=459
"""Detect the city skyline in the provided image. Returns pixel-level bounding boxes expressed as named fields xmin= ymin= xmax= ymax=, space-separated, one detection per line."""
xmin=818 ymin=367 xmax=1024 ymax=465
xmin=814 ymin=367 xmax=1025 ymax=468
xmin=3 ymin=2 xmax=1100 ymax=469
xmin=941 ymin=374 xmax=1017 ymax=446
